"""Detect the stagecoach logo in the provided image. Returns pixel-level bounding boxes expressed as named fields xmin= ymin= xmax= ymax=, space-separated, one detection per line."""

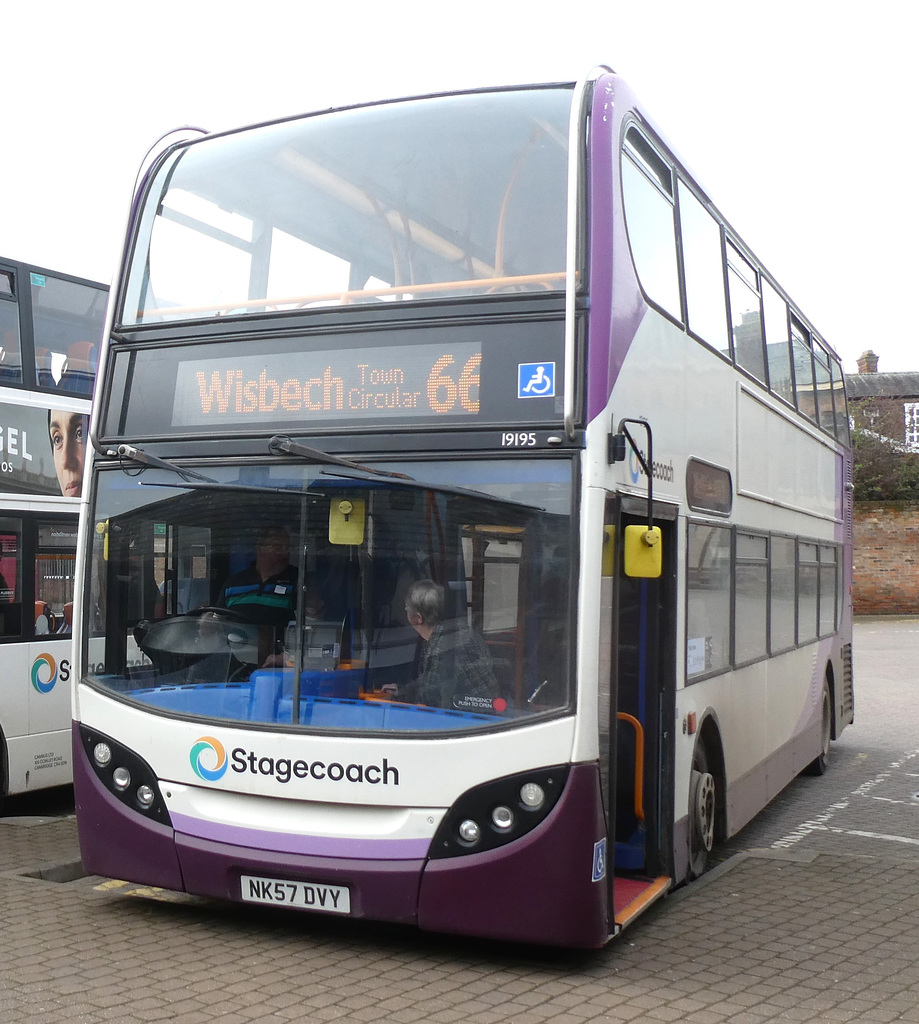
xmin=628 ymin=448 xmax=675 ymax=486
xmin=31 ymin=653 xmax=69 ymax=694
xmin=190 ymin=736 xmax=228 ymax=781
xmin=188 ymin=735 xmax=401 ymax=788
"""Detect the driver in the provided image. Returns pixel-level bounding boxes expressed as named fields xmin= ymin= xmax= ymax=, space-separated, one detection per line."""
xmin=219 ymin=525 xmax=322 ymax=667
xmin=220 ymin=525 xmax=299 ymax=625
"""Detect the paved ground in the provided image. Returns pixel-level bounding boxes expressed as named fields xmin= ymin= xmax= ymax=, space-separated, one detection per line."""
xmin=1 ymin=619 xmax=917 ymax=1024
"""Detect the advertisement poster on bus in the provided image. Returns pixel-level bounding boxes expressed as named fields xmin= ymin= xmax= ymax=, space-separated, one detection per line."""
xmin=0 ymin=400 xmax=87 ymax=497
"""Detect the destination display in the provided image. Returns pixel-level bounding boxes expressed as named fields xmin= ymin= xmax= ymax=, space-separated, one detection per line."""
xmin=105 ymin=318 xmax=567 ymax=437
xmin=173 ymin=341 xmax=484 ymax=427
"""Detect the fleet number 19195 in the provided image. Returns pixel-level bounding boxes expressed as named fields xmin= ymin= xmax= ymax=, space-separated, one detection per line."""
xmin=502 ymin=432 xmax=536 ymax=447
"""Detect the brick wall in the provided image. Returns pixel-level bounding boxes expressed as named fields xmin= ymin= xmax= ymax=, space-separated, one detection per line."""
xmin=854 ymin=503 xmax=919 ymax=614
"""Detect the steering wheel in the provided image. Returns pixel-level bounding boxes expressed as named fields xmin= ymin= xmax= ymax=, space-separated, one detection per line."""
xmin=134 ymin=606 xmax=260 ymax=659
xmin=188 ymin=605 xmax=251 ymax=623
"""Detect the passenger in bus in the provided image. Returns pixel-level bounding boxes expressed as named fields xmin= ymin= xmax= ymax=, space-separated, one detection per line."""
xmin=394 ymin=578 xmax=502 ymax=713
xmin=48 ymin=409 xmax=88 ymax=497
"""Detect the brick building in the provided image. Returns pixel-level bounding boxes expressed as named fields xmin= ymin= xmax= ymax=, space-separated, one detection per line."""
xmin=846 ymin=349 xmax=919 ymax=447
xmin=848 ymin=350 xmax=919 ymax=614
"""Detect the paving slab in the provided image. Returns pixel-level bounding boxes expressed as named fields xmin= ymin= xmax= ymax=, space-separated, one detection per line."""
xmin=2 ymin=808 xmax=919 ymax=1024
xmin=3 ymin=617 xmax=916 ymax=1022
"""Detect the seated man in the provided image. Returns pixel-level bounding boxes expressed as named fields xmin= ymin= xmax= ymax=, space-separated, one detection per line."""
xmin=221 ymin=525 xmax=298 ymax=626
xmin=220 ymin=525 xmax=321 ymax=666
xmin=398 ymin=578 xmax=503 ymax=714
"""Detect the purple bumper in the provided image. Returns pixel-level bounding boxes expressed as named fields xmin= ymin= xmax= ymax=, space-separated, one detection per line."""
xmin=418 ymin=763 xmax=609 ymax=947
xmin=74 ymin=724 xmax=609 ymax=947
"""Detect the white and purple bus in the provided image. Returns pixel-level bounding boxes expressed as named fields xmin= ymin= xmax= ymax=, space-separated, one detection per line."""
xmin=0 ymin=257 xmax=104 ymax=805
xmin=73 ymin=70 xmax=853 ymax=947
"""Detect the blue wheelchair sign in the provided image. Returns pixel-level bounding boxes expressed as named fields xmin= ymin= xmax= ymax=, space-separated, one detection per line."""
xmin=518 ymin=362 xmax=556 ymax=399
xmin=592 ymin=838 xmax=607 ymax=882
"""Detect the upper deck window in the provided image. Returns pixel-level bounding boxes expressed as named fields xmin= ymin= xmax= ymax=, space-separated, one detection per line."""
xmin=31 ymin=272 xmax=106 ymax=395
xmin=678 ymin=182 xmax=728 ymax=356
xmin=762 ymin=279 xmax=794 ymax=407
xmin=726 ymin=241 xmax=766 ymax=385
xmin=812 ymin=341 xmax=836 ymax=436
xmin=621 ymin=127 xmax=681 ymax=319
xmin=790 ymin=316 xmax=818 ymax=423
xmin=121 ymin=88 xmax=572 ymax=326
xmin=0 ymin=271 xmax=23 ymax=384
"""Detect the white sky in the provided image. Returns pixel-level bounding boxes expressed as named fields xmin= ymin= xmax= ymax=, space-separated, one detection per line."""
xmin=3 ymin=0 xmax=913 ymax=374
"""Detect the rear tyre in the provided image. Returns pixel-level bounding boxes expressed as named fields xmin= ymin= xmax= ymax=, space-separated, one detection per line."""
xmin=805 ymin=679 xmax=832 ymax=776
xmin=688 ymin=743 xmax=716 ymax=879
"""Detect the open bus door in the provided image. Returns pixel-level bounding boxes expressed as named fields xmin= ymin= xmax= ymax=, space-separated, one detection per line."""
xmin=602 ymin=497 xmax=677 ymax=934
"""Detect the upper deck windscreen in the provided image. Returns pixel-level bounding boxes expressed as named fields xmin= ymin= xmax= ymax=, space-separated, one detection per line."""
xmin=121 ymin=88 xmax=572 ymax=326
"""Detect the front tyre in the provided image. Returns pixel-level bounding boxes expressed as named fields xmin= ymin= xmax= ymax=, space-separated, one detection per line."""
xmin=688 ymin=744 xmax=716 ymax=879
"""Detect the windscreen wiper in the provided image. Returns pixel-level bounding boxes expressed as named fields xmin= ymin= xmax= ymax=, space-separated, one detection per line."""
xmin=106 ymin=443 xmax=217 ymax=483
xmin=268 ymin=435 xmax=545 ymax=512
xmin=268 ymin=436 xmax=413 ymax=480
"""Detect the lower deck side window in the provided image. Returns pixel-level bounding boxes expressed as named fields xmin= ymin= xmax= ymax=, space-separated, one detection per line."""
xmin=686 ymin=523 xmax=731 ymax=678
xmin=686 ymin=522 xmax=842 ymax=682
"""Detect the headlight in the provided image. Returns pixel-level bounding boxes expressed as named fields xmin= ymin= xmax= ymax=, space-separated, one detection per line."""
xmin=78 ymin=725 xmax=172 ymax=827
xmin=491 ymin=806 xmax=514 ymax=830
xmin=458 ymin=819 xmax=481 ymax=844
xmin=93 ymin=742 xmax=112 ymax=768
xmin=429 ymin=767 xmax=568 ymax=859
xmin=519 ymin=782 xmax=545 ymax=809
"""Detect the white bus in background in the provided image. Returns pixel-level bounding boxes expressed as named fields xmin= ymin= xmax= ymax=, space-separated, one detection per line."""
xmin=0 ymin=257 xmax=105 ymax=804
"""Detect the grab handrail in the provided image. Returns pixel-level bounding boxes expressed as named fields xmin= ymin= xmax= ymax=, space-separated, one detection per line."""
xmin=616 ymin=711 xmax=645 ymax=821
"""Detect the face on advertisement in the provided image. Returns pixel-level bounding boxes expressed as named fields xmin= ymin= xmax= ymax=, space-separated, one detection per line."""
xmin=48 ymin=410 xmax=87 ymax=497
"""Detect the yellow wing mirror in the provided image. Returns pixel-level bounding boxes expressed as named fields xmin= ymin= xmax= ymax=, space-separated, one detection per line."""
xmin=623 ymin=525 xmax=662 ymax=579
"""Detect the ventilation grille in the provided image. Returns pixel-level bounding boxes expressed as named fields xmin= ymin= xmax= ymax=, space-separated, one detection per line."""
xmin=840 ymin=643 xmax=854 ymax=723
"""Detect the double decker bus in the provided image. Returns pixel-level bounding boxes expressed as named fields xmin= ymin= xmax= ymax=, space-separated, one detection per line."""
xmin=0 ymin=257 xmax=105 ymax=804
xmin=73 ymin=69 xmax=853 ymax=947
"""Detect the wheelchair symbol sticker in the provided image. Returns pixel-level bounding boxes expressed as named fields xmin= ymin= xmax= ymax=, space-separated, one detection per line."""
xmin=592 ymin=838 xmax=607 ymax=882
xmin=518 ymin=362 xmax=556 ymax=399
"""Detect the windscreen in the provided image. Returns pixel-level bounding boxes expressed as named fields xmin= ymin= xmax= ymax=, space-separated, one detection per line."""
xmin=86 ymin=457 xmax=574 ymax=734
xmin=120 ymin=87 xmax=572 ymax=325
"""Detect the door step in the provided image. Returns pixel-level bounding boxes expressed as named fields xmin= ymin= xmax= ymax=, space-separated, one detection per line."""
xmin=613 ymin=874 xmax=670 ymax=929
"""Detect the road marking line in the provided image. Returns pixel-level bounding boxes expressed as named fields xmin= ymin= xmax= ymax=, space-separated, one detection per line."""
xmin=772 ymin=747 xmax=919 ymax=850
xmin=843 ymin=829 xmax=919 ymax=848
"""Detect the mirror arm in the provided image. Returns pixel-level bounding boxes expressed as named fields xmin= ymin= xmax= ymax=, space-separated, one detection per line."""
xmin=610 ymin=417 xmax=654 ymax=532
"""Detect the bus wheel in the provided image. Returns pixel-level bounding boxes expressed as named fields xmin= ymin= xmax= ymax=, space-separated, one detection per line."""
xmin=688 ymin=744 xmax=716 ymax=879
xmin=805 ymin=679 xmax=832 ymax=776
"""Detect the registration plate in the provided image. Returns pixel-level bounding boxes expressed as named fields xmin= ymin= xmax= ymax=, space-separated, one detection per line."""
xmin=240 ymin=874 xmax=351 ymax=914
